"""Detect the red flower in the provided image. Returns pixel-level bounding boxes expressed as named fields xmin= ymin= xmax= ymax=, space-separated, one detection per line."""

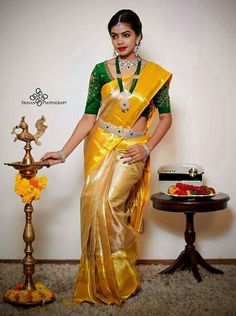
xmin=27 ymin=292 xmax=33 ymax=302
xmin=175 ymin=189 xmax=188 ymax=195
xmin=15 ymin=293 xmax=20 ymax=302
xmin=30 ymin=178 xmax=39 ymax=187
xmin=14 ymin=284 xmax=24 ymax=290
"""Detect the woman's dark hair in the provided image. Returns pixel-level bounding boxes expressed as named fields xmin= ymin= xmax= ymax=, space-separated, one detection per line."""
xmin=108 ymin=9 xmax=143 ymax=39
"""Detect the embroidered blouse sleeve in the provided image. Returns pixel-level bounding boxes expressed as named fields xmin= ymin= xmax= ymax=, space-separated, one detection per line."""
xmin=84 ymin=65 xmax=102 ymax=115
xmin=152 ymin=83 xmax=171 ymax=114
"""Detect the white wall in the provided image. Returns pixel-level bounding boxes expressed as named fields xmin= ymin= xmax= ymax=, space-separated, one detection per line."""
xmin=0 ymin=0 xmax=235 ymax=260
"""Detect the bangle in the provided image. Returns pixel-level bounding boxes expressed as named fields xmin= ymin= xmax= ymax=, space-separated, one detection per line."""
xmin=58 ymin=150 xmax=65 ymax=163
xmin=141 ymin=143 xmax=151 ymax=156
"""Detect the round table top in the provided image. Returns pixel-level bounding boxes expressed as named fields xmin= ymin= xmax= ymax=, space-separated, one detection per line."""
xmin=150 ymin=192 xmax=230 ymax=213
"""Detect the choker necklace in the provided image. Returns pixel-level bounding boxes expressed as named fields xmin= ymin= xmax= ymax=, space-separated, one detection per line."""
xmin=118 ymin=56 xmax=140 ymax=70
xmin=115 ymin=55 xmax=142 ymax=112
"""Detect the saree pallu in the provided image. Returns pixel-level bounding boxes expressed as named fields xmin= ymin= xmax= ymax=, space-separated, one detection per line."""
xmin=73 ymin=62 xmax=172 ymax=305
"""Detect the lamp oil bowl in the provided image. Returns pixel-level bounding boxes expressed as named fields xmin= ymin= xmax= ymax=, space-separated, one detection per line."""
xmin=4 ymin=161 xmax=46 ymax=179
xmin=4 ymin=116 xmax=55 ymax=307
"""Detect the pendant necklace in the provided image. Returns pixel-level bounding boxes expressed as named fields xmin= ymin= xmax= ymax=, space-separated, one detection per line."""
xmin=115 ymin=55 xmax=142 ymax=112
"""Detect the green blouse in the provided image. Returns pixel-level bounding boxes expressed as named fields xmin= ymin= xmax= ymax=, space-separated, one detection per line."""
xmin=84 ymin=61 xmax=171 ymax=118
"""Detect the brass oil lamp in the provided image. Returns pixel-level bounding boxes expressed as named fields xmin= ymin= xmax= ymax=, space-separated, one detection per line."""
xmin=4 ymin=116 xmax=55 ymax=306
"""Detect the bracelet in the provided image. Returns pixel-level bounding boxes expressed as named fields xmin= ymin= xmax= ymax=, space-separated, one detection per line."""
xmin=58 ymin=150 xmax=65 ymax=163
xmin=141 ymin=143 xmax=151 ymax=156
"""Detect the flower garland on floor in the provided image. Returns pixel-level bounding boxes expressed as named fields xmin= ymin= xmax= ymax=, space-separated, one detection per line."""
xmin=4 ymin=283 xmax=55 ymax=305
xmin=15 ymin=174 xmax=47 ymax=203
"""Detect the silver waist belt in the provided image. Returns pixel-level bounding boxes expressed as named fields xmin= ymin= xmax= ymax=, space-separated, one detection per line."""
xmin=98 ymin=119 xmax=145 ymax=139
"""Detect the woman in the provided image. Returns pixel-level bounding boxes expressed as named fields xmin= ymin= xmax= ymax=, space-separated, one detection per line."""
xmin=42 ymin=9 xmax=172 ymax=305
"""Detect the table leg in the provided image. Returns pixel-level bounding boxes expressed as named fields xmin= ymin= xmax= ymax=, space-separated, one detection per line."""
xmin=189 ymin=251 xmax=202 ymax=282
xmin=195 ymin=251 xmax=223 ymax=275
xmin=160 ymin=211 xmax=223 ymax=281
xmin=160 ymin=250 xmax=186 ymax=274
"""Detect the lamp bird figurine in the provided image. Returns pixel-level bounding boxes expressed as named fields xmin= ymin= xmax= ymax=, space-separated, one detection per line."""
xmin=11 ymin=115 xmax=47 ymax=146
xmin=5 ymin=116 xmax=48 ymax=176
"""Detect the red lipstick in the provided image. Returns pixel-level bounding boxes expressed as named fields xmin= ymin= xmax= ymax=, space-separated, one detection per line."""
xmin=117 ymin=47 xmax=127 ymax=52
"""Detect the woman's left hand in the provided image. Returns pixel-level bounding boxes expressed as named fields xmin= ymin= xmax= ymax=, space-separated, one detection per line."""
xmin=121 ymin=144 xmax=148 ymax=164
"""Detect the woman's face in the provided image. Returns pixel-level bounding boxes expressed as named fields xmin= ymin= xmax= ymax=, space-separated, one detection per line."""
xmin=110 ymin=22 xmax=141 ymax=58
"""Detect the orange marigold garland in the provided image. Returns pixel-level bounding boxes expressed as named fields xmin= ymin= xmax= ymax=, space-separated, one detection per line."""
xmin=14 ymin=174 xmax=47 ymax=203
xmin=4 ymin=283 xmax=55 ymax=305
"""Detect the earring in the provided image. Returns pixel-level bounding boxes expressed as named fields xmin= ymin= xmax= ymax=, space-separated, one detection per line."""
xmin=113 ymin=49 xmax=118 ymax=57
xmin=134 ymin=42 xmax=140 ymax=56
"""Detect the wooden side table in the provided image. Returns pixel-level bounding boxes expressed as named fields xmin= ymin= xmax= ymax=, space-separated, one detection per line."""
xmin=150 ymin=192 xmax=230 ymax=282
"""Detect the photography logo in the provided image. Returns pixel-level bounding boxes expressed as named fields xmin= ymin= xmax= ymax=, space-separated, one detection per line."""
xmin=30 ymin=88 xmax=48 ymax=106
xmin=22 ymin=88 xmax=67 ymax=106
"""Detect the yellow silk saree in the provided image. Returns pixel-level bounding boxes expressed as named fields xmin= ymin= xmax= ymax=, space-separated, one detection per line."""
xmin=73 ymin=62 xmax=172 ymax=305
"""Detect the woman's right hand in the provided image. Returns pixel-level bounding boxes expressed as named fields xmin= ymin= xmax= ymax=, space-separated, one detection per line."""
xmin=41 ymin=151 xmax=64 ymax=167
